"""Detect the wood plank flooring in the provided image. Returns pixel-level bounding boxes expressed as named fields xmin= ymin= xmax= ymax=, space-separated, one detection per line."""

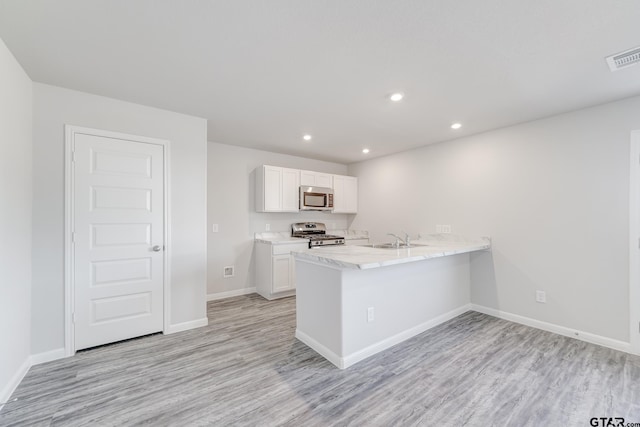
xmin=1 ymin=294 xmax=639 ymax=426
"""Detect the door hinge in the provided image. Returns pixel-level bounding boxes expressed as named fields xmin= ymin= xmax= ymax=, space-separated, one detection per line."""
xmin=72 ymin=232 xmax=76 ymax=243
xmin=72 ymin=312 xmax=76 ymax=323
xmin=72 ymin=151 xmax=76 ymax=163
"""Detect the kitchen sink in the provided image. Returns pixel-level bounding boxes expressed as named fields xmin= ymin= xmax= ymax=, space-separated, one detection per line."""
xmin=359 ymin=243 xmax=429 ymax=249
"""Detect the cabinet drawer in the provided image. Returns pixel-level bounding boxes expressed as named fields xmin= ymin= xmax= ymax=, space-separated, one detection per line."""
xmin=272 ymin=243 xmax=308 ymax=255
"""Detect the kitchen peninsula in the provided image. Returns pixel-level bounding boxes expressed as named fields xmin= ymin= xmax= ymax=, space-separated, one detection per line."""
xmin=293 ymin=234 xmax=491 ymax=369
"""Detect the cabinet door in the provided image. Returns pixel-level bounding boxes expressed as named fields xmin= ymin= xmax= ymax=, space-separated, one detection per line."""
xmin=300 ymin=170 xmax=332 ymax=188
xmin=263 ymin=166 xmax=282 ymax=211
xmin=281 ymin=167 xmax=300 ymax=212
xmin=289 ymin=255 xmax=297 ymax=290
xmin=300 ymin=170 xmax=316 ymax=186
xmin=272 ymin=254 xmax=293 ymax=292
xmin=332 ymin=175 xmax=358 ymax=213
xmin=332 ymin=175 xmax=346 ymax=212
xmin=344 ymin=176 xmax=358 ymax=213
xmin=316 ymin=173 xmax=333 ymax=188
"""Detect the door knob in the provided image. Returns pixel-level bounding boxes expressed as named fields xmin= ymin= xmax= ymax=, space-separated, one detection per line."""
xmin=152 ymin=245 xmax=162 ymax=252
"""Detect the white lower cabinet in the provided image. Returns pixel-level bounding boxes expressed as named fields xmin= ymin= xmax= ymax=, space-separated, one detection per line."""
xmin=272 ymin=254 xmax=293 ymax=293
xmin=256 ymin=241 xmax=309 ymax=300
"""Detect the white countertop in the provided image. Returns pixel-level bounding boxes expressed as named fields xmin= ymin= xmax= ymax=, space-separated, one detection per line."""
xmin=254 ymin=229 xmax=370 ymax=244
xmin=254 ymin=232 xmax=309 ymax=245
xmin=332 ymin=229 xmax=369 ymax=240
xmin=292 ymin=234 xmax=491 ymax=269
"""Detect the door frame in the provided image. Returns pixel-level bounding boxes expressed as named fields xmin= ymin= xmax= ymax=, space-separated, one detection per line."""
xmin=630 ymin=130 xmax=640 ymax=355
xmin=64 ymin=125 xmax=171 ymax=357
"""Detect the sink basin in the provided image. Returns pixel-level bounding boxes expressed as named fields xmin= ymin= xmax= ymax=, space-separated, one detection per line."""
xmin=359 ymin=243 xmax=429 ymax=249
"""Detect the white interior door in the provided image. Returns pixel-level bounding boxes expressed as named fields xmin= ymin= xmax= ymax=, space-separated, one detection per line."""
xmin=631 ymin=130 xmax=640 ymax=354
xmin=72 ymin=131 xmax=165 ymax=351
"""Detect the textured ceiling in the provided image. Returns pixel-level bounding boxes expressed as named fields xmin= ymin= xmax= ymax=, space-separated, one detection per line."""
xmin=1 ymin=0 xmax=639 ymax=164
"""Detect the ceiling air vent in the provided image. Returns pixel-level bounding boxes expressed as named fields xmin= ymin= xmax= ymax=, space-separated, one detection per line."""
xmin=606 ymin=46 xmax=640 ymax=71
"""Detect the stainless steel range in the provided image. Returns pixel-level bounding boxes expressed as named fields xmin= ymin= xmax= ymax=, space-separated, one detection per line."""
xmin=291 ymin=222 xmax=345 ymax=248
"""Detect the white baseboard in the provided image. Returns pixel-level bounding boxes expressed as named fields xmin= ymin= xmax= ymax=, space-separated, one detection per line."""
xmin=30 ymin=348 xmax=66 ymax=366
xmin=207 ymin=287 xmax=256 ymax=301
xmin=342 ymin=304 xmax=472 ymax=369
xmin=0 ymin=357 xmax=30 ymax=410
xmin=165 ymin=317 xmax=209 ymax=335
xmin=297 ymin=304 xmax=472 ymax=369
xmin=470 ymin=304 xmax=632 ymax=354
xmin=295 ymin=329 xmax=345 ymax=368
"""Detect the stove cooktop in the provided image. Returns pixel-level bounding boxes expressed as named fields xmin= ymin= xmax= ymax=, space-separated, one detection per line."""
xmin=291 ymin=222 xmax=345 ymax=247
xmin=308 ymin=235 xmax=345 ymax=247
xmin=309 ymin=234 xmax=343 ymax=240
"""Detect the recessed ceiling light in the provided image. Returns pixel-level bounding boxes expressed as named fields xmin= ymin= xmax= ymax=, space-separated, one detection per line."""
xmin=303 ymin=134 xmax=312 ymax=141
xmin=389 ymin=93 xmax=404 ymax=102
xmin=451 ymin=123 xmax=462 ymax=130
xmin=362 ymin=148 xmax=370 ymax=154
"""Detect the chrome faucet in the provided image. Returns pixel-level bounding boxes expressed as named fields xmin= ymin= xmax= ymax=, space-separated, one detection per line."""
xmin=387 ymin=232 xmax=411 ymax=247
xmin=403 ymin=231 xmax=411 ymax=247
xmin=387 ymin=233 xmax=402 ymax=247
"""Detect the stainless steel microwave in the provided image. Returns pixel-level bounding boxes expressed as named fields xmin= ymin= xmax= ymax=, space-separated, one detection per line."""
xmin=299 ymin=186 xmax=334 ymax=211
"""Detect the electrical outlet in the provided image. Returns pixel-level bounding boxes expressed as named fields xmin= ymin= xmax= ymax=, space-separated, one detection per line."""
xmin=223 ymin=266 xmax=235 ymax=278
xmin=265 ymin=224 xmax=270 ymax=231
xmin=367 ymin=307 xmax=375 ymax=322
xmin=536 ymin=290 xmax=546 ymax=303
xmin=436 ymin=225 xmax=452 ymax=233
xmin=212 ymin=224 xmax=219 ymax=233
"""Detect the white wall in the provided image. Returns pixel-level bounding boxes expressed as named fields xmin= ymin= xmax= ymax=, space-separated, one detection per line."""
xmin=0 ymin=39 xmax=33 ymax=402
xmin=31 ymin=83 xmax=208 ymax=354
xmin=207 ymin=142 xmax=349 ymax=297
xmin=349 ymin=96 xmax=640 ymax=343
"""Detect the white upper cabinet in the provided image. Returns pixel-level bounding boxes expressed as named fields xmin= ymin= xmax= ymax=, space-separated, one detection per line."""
xmin=300 ymin=170 xmax=333 ymax=188
xmin=332 ymin=175 xmax=358 ymax=214
xmin=281 ymin=168 xmax=300 ymax=211
xmin=256 ymin=165 xmax=300 ymax=212
xmin=256 ymin=166 xmax=356 ymax=214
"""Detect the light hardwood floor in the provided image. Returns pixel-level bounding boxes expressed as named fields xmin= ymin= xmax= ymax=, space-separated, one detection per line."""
xmin=2 ymin=294 xmax=639 ymax=426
